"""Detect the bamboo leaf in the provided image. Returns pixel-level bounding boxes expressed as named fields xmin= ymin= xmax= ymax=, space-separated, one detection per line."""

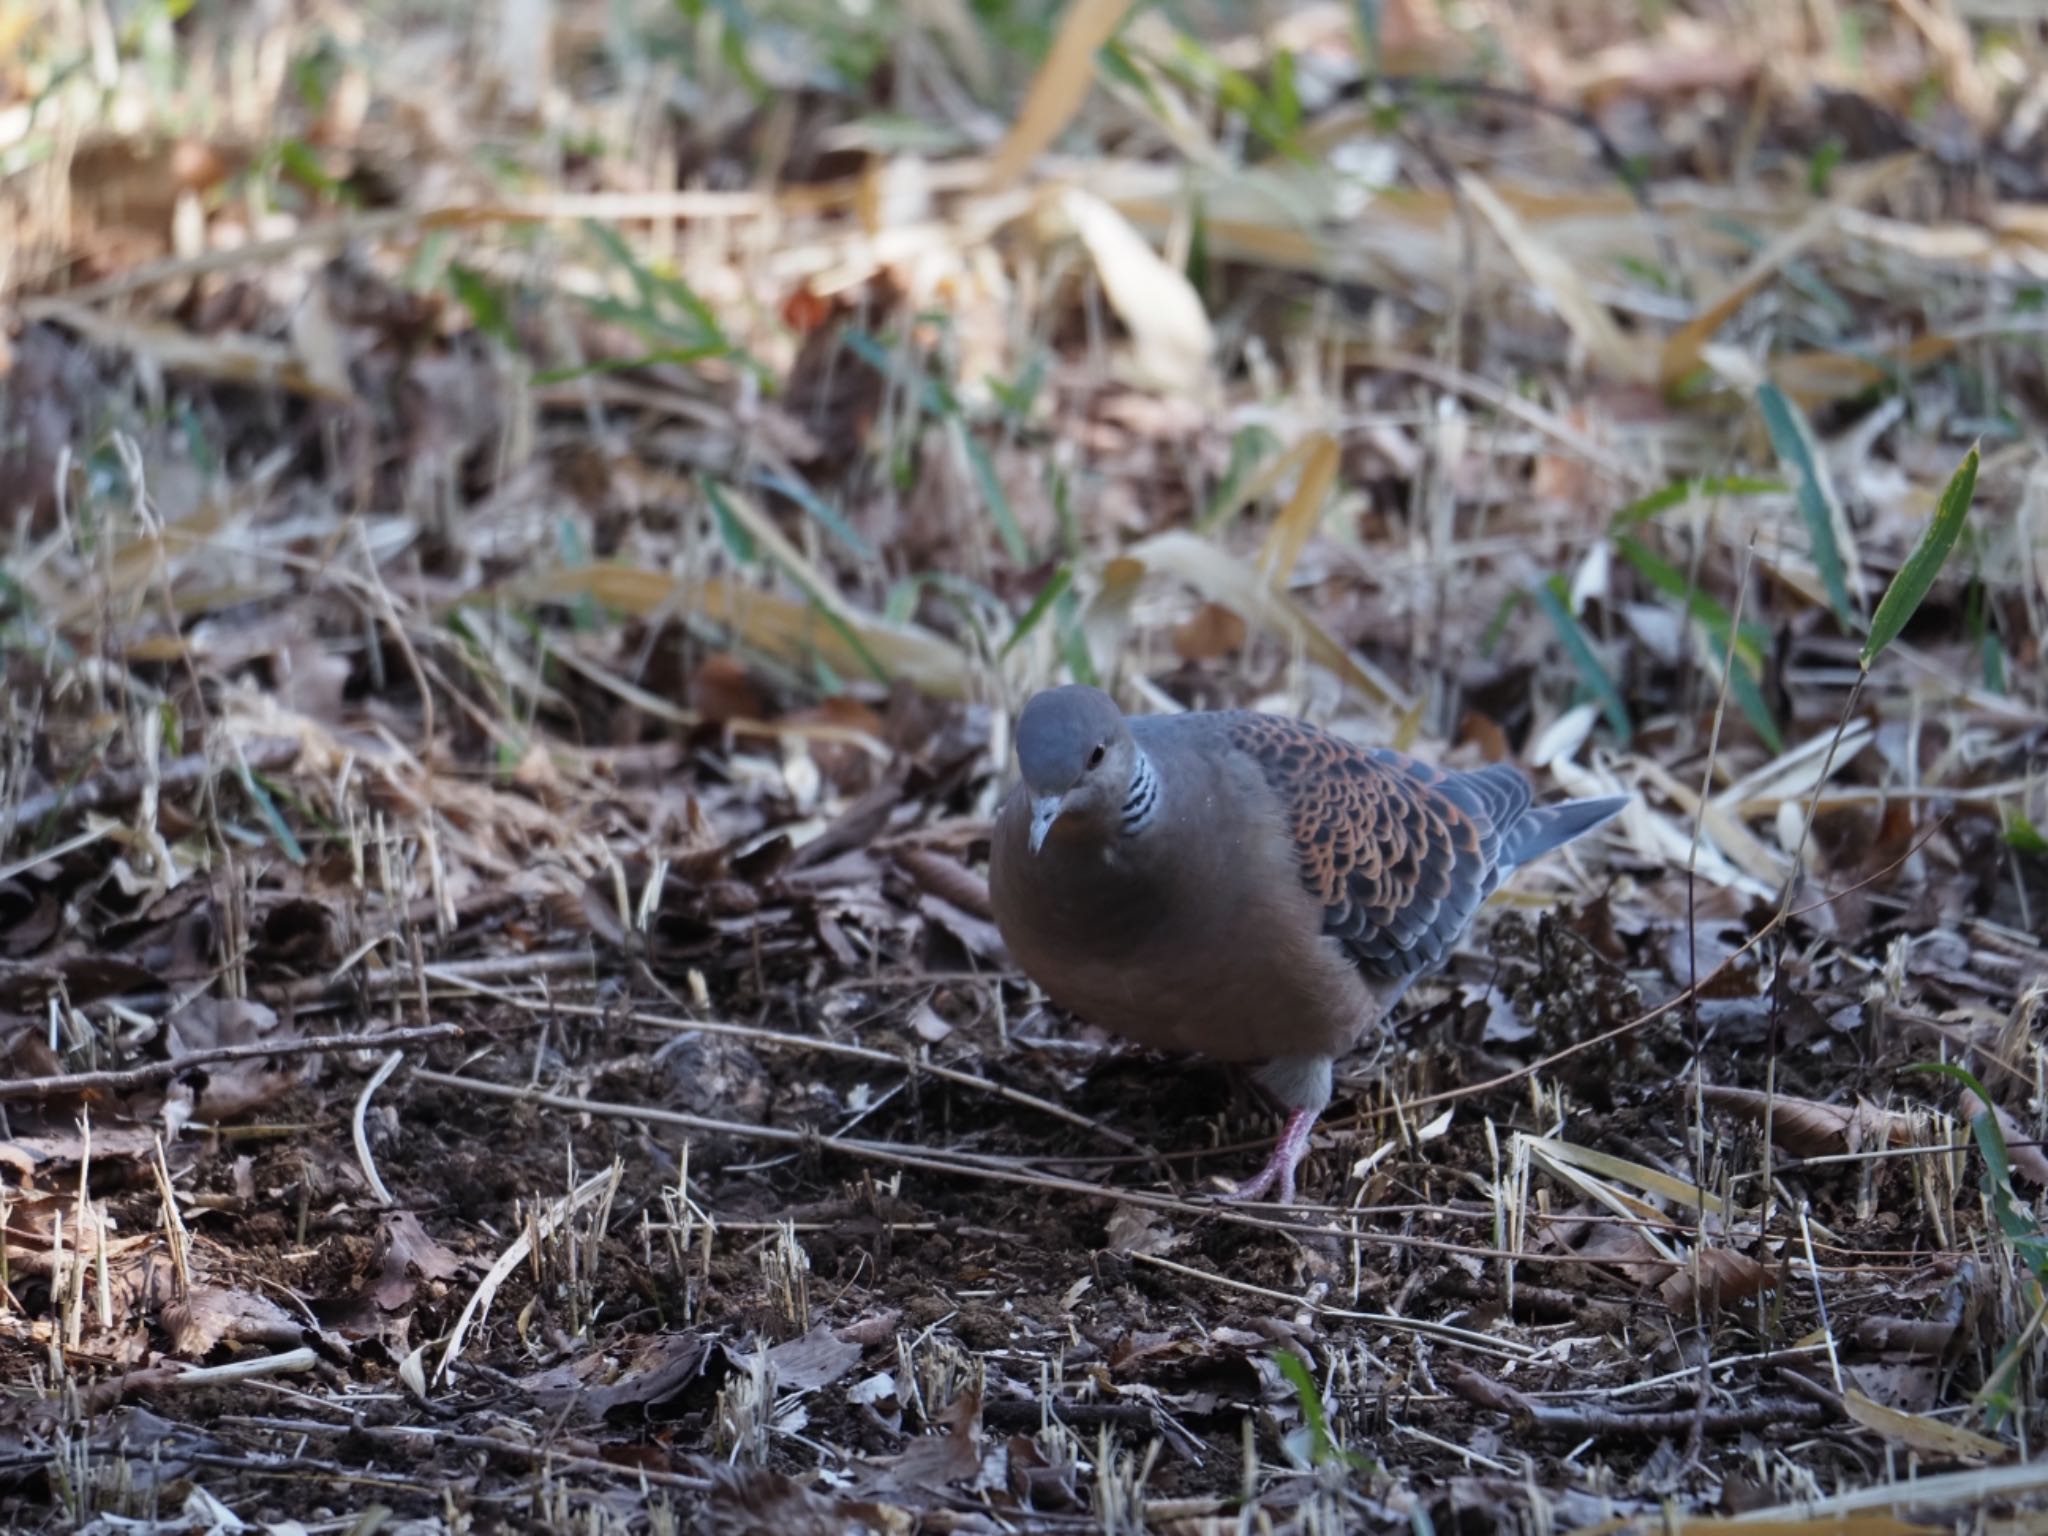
xmin=1001 ymin=565 xmax=1074 ymax=659
xmin=1861 ymin=443 xmax=1979 ymax=668
xmin=1534 ymin=580 xmax=1631 ymax=743
xmin=950 ymin=418 xmax=1032 ymax=565
xmin=1614 ymin=535 xmax=1769 ymax=664
xmin=987 ymin=0 xmax=1138 ymax=189
xmin=1611 ymin=475 xmax=1783 ymax=529
xmin=1757 ymin=382 xmax=1861 ymax=631
xmin=1257 ymin=430 xmax=1339 ymax=586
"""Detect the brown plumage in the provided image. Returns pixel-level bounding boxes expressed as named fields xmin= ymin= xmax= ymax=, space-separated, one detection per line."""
xmin=989 ymin=685 xmax=1627 ymax=1204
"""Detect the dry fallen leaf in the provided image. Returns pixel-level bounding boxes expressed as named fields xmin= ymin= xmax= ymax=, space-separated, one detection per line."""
xmin=1059 ymin=187 xmax=1214 ymax=397
xmin=163 ymin=1285 xmax=307 ymax=1358
xmin=1843 ymin=1388 xmax=2009 ymax=1463
xmin=1658 ymin=1247 xmax=1772 ymax=1312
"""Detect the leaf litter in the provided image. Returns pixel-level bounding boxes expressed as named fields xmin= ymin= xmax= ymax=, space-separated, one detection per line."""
xmin=2 ymin=1 xmax=2048 ymax=1532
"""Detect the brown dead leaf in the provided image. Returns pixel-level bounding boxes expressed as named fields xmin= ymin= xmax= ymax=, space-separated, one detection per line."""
xmin=689 ymin=654 xmax=768 ymax=726
xmin=1702 ymin=1085 xmax=1918 ymax=1159
xmin=728 ymin=1321 xmax=865 ymax=1392
xmin=1005 ymin=1430 xmax=1082 ymax=1511
xmin=0 ymin=1191 xmax=128 ymax=1275
xmin=0 ymin=955 xmax=161 ymax=1012
xmin=917 ymin=892 xmax=1008 ymax=963
xmin=1958 ymin=1089 xmax=2048 ymax=1188
xmin=523 ymin=1332 xmax=717 ymax=1422
xmin=163 ymin=1285 xmax=306 ymax=1358
xmin=253 ymin=896 xmax=345 ymax=974
xmin=1109 ymin=1330 xmax=1190 ymax=1372
xmin=369 ymin=1211 xmax=466 ymax=1311
xmin=1456 ymin=711 xmax=1511 ymax=764
xmin=893 ymin=848 xmax=993 ymax=921
xmin=1171 ymin=602 xmax=1247 ymax=662
xmin=1659 ymin=1248 xmax=1772 ymax=1312
xmin=68 ymin=134 xmax=248 ymax=249
xmin=987 ymin=0 xmax=1138 ymax=189
xmin=162 ymin=997 xmax=310 ymax=1121
xmin=1843 ymin=1388 xmax=2009 ymax=1463
xmin=707 ymin=1465 xmax=913 ymax=1536
xmin=20 ymin=298 xmax=353 ymax=401
xmin=0 ymin=1126 xmax=159 ymax=1185
xmin=1059 ymin=188 xmax=1213 ymax=396
xmin=1559 ymin=1219 xmax=1676 ymax=1290
xmin=777 ymin=696 xmax=890 ymax=792
xmin=1104 ymin=1202 xmax=1177 ymax=1257
xmin=858 ymin=1385 xmax=986 ymax=1498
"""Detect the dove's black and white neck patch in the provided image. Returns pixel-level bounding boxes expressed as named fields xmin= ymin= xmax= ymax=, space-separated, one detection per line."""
xmin=1119 ymin=747 xmax=1161 ymax=835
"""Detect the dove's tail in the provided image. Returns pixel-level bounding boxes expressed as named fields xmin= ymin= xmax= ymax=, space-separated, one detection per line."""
xmin=1499 ymin=794 xmax=1629 ymax=873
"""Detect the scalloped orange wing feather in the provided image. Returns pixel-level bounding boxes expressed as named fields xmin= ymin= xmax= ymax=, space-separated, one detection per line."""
xmin=1226 ymin=715 xmax=1531 ymax=981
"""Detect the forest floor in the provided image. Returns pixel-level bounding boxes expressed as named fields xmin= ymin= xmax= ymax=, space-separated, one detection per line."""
xmin=3 ymin=1 xmax=2048 ymax=1532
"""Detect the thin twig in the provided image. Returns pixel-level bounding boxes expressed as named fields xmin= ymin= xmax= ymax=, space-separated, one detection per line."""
xmin=1443 ymin=1363 xmax=1831 ymax=1440
xmin=422 ymin=966 xmax=1169 ymax=1166
xmin=406 ymin=1067 xmax=1661 ymax=1268
xmin=219 ymin=1413 xmax=714 ymax=1493
xmin=1126 ymin=1250 xmax=1535 ymax=1359
xmin=0 ymin=1022 xmax=459 ymax=1102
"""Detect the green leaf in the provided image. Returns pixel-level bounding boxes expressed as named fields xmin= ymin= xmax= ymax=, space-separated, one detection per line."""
xmin=1611 ymin=536 xmax=1783 ymax=750
xmin=276 ymin=138 xmax=347 ymax=201
xmin=447 ymin=263 xmax=513 ymax=344
xmin=1056 ymin=584 xmax=1097 ymax=687
xmin=1534 ymin=581 xmax=1631 ymax=743
xmin=1354 ymin=0 xmax=1382 ymax=69
xmin=952 ymin=419 xmax=1031 ymax=566
xmin=1721 ymin=654 xmax=1785 ymax=755
xmin=1614 ymin=536 xmax=1769 ymax=665
xmin=2003 ymin=808 xmax=2048 ymax=857
xmin=987 ymin=351 xmax=1048 ymax=427
xmin=239 ymin=766 xmax=306 ymax=867
xmin=756 ymin=469 xmax=876 ymax=563
xmin=702 ymin=478 xmax=756 ymax=563
xmin=1269 ymin=49 xmax=1302 ymax=137
xmin=1910 ymin=1062 xmax=2045 ymax=1280
xmin=1479 ymin=590 xmax=1524 ymax=659
xmin=810 ymin=602 xmax=890 ymax=687
xmin=1757 ymin=383 xmax=1860 ymax=631
xmin=1860 ymin=443 xmax=1978 ymax=668
xmin=1272 ymin=1351 xmax=1376 ymax=1474
xmin=1000 ymin=566 xmax=1073 ymax=659
xmin=842 ymin=328 xmax=953 ymax=418
xmin=1808 ymin=137 xmax=1844 ymax=196
xmin=1610 ymin=475 xmax=1784 ymax=529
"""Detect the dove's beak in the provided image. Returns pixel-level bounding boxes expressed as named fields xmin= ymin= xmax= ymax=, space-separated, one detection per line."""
xmin=1027 ymin=794 xmax=1065 ymax=855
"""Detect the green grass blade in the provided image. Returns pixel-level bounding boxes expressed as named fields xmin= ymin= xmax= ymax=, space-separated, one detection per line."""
xmin=1614 ymin=535 xmax=1769 ymax=664
xmin=756 ymin=469 xmax=877 ymax=564
xmin=1273 ymin=1350 xmax=1376 ymax=1474
xmin=1721 ymin=652 xmax=1784 ymax=755
xmin=951 ymin=418 xmax=1031 ymax=566
xmin=1534 ymin=580 xmax=1631 ymax=743
xmin=240 ymin=763 xmax=306 ymax=866
xmin=2003 ymin=808 xmax=2047 ymax=856
xmin=1610 ymin=475 xmax=1783 ymax=529
xmin=701 ymin=478 xmax=756 ymax=563
xmin=1860 ymin=443 xmax=1978 ymax=668
xmin=809 ymin=603 xmax=890 ymax=687
xmin=1000 ymin=566 xmax=1073 ymax=659
xmin=1757 ymin=383 xmax=1860 ymax=631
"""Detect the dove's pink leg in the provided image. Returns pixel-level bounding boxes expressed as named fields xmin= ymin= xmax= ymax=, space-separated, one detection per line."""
xmin=1219 ymin=1106 xmax=1319 ymax=1205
